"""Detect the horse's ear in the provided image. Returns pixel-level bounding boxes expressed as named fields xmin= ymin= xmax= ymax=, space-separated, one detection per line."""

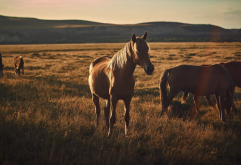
xmin=131 ymin=33 xmax=136 ymax=42
xmin=142 ymin=31 xmax=147 ymax=40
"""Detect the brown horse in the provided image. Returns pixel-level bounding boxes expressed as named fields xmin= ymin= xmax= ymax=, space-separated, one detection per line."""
xmin=160 ymin=64 xmax=234 ymax=123
xmin=89 ymin=32 xmax=154 ymax=137
xmin=14 ymin=56 xmax=24 ymax=76
xmin=182 ymin=61 xmax=240 ymax=112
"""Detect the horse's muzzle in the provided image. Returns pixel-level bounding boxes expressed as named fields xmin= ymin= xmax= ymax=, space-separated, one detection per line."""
xmin=145 ymin=64 xmax=154 ymax=75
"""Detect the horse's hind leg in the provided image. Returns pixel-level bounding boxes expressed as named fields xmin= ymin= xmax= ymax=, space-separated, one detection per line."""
xmin=124 ymin=96 xmax=132 ymax=136
xmin=215 ymin=94 xmax=221 ymax=117
xmin=104 ymin=99 xmax=110 ymax=130
xmin=232 ymin=103 xmax=238 ymax=113
xmin=206 ymin=95 xmax=215 ymax=107
xmin=193 ymin=95 xmax=199 ymax=112
xmin=181 ymin=91 xmax=189 ymax=103
xmin=92 ymin=93 xmax=101 ymax=127
xmin=108 ymin=96 xmax=118 ymax=137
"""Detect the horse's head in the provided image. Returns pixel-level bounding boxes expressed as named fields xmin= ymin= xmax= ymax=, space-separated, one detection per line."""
xmin=131 ymin=32 xmax=154 ymax=75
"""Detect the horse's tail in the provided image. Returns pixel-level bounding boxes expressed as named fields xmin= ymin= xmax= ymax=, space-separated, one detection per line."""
xmin=160 ymin=69 xmax=171 ymax=105
xmin=229 ymin=76 xmax=236 ymax=112
xmin=225 ymin=68 xmax=236 ymax=113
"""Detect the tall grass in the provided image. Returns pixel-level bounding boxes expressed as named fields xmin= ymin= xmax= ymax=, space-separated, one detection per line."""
xmin=0 ymin=42 xmax=241 ymax=164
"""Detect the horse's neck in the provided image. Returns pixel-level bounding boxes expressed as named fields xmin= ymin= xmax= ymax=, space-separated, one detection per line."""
xmin=110 ymin=42 xmax=136 ymax=78
xmin=120 ymin=56 xmax=136 ymax=78
xmin=117 ymin=44 xmax=136 ymax=78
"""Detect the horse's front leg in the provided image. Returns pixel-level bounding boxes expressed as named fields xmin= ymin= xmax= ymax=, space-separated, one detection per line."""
xmin=108 ymin=95 xmax=118 ymax=137
xmin=92 ymin=93 xmax=101 ymax=127
xmin=124 ymin=96 xmax=132 ymax=136
xmin=104 ymin=99 xmax=110 ymax=130
xmin=219 ymin=93 xmax=226 ymax=123
xmin=22 ymin=65 xmax=24 ymax=75
xmin=215 ymin=93 xmax=226 ymax=123
xmin=160 ymin=90 xmax=178 ymax=116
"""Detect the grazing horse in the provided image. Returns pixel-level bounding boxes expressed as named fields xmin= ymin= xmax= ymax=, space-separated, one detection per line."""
xmin=182 ymin=61 xmax=240 ymax=112
xmin=14 ymin=56 xmax=24 ymax=76
xmin=0 ymin=53 xmax=4 ymax=77
xmin=89 ymin=32 xmax=154 ymax=137
xmin=160 ymin=64 xmax=234 ymax=123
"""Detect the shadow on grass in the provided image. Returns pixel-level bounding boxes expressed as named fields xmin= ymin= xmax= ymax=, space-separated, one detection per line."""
xmin=25 ymin=75 xmax=92 ymax=98
xmin=0 ymin=110 xmax=96 ymax=165
xmin=3 ymin=66 xmax=13 ymax=71
xmin=168 ymin=100 xmax=191 ymax=120
xmin=0 ymin=82 xmax=40 ymax=103
xmin=133 ymin=88 xmax=159 ymax=97
xmin=25 ymin=66 xmax=51 ymax=70
xmin=0 ymin=76 xmax=91 ymax=106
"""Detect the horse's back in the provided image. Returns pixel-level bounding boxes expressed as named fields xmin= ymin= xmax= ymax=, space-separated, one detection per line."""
xmin=168 ymin=64 xmax=231 ymax=95
xmin=89 ymin=56 xmax=111 ymax=73
xmin=89 ymin=56 xmax=111 ymax=99
xmin=168 ymin=65 xmax=200 ymax=88
xmin=222 ymin=61 xmax=241 ymax=87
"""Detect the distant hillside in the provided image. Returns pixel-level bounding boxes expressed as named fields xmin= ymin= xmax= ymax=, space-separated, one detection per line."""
xmin=0 ymin=15 xmax=240 ymax=44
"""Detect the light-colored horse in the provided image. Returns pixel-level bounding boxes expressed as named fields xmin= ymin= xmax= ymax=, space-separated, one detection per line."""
xmin=89 ymin=32 xmax=154 ymax=137
xmin=14 ymin=56 xmax=24 ymax=76
xmin=160 ymin=64 xmax=234 ymax=123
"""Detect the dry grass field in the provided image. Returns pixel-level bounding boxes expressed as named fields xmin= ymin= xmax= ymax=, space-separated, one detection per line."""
xmin=1 ymin=42 xmax=241 ymax=164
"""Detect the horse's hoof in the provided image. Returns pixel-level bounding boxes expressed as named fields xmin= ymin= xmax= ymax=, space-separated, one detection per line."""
xmin=222 ymin=118 xmax=226 ymax=124
xmin=107 ymin=130 xmax=112 ymax=138
xmin=125 ymin=126 xmax=129 ymax=136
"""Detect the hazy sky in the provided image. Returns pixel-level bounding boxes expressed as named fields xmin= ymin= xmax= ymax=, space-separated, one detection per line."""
xmin=1 ymin=0 xmax=241 ymax=29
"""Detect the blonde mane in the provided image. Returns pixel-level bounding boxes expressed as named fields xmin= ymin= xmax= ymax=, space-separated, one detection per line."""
xmin=108 ymin=38 xmax=149 ymax=70
xmin=108 ymin=42 xmax=132 ymax=70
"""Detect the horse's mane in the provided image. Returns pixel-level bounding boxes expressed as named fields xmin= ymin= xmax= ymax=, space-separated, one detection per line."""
xmin=108 ymin=42 xmax=132 ymax=70
xmin=108 ymin=38 xmax=149 ymax=70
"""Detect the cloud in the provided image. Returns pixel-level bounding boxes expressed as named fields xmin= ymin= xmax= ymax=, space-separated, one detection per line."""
xmin=224 ymin=8 xmax=241 ymax=16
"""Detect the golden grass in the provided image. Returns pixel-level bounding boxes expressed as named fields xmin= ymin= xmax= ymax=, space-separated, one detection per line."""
xmin=0 ymin=42 xmax=241 ymax=164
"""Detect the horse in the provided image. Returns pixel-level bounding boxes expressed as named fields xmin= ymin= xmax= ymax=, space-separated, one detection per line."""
xmin=182 ymin=61 xmax=240 ymax=112
xmin=0 ymin=53 xmax=4 ymax=77
xmin=14 ymin=56 xmax=24 ymax=76
xmin=88 ymin=32 xmax=154 ymax=137
xmin=160 ymin=64 xmax=234 ymax=123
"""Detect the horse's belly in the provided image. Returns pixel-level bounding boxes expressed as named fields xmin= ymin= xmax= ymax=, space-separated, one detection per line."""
xmin=188 ymin=83 xmax=219 ymax=96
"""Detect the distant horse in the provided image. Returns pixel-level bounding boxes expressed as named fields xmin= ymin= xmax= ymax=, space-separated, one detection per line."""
xmin=0 ymin=53 xmax=4 ymax=77
xmin=14 ymin=56 xmax=24 ymax=76
xmin=160 ymin=64 xmax=234 ymax=123
xmin=182 ymin=61 xmax=240 ymax=112
xmin=89 ymin=32 xmax=154 ymax=137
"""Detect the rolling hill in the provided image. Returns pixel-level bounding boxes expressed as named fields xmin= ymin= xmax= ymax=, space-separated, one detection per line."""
xmin=0 ymin=15 xmax=240 ymax=44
